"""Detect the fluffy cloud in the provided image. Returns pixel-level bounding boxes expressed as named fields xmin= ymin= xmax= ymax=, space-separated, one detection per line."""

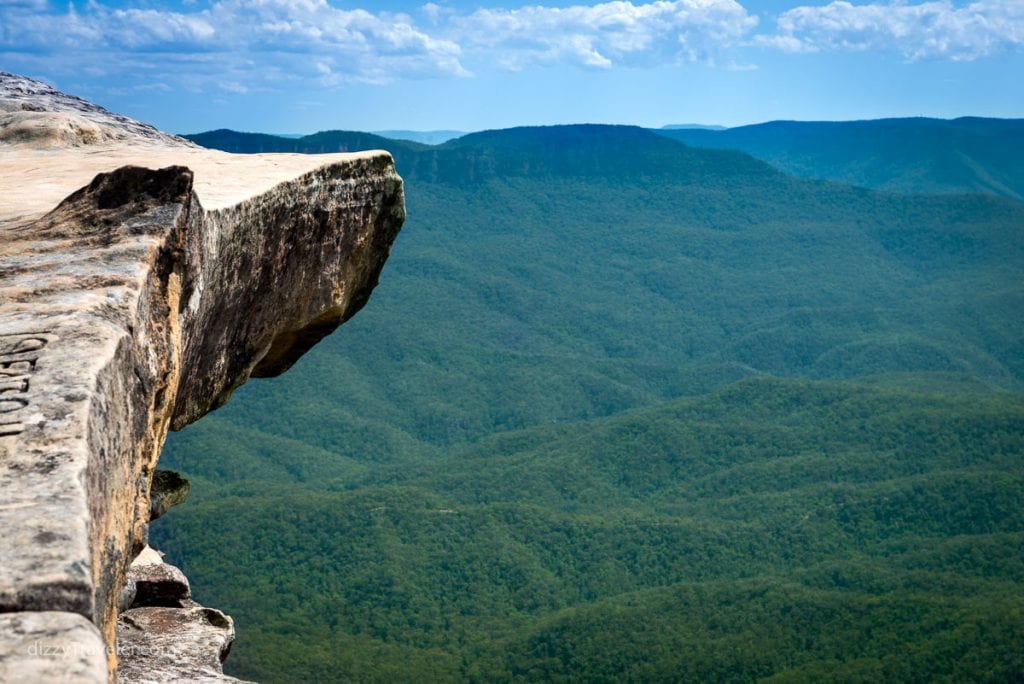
xmin=0 ymin=0 xmax=465 ymax=87
xmin=450 ymin=0 xmax=759 ymax=70
xmin=3 ymin=0 xmax=1021 ymax=94
xmin=761 ymin=0 xmax=1024 ymax=61
xmin=0 ymin=0 xmax=759 ymax=91
xmin=0 ymin=0 xmax=46 ymax=8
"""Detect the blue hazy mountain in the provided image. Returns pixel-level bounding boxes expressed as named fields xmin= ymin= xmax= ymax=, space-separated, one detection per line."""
xmin=660 ymin=123 xmax=727 ymax=130
xmin=655 ymin=117 xmax=1024 ymax=202
xmin=373 ymin=129 xmax=468 ymax=144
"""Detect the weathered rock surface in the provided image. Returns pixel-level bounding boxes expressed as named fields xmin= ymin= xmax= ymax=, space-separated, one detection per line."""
xmin=0 ymin=72 xmax=192 ymax=149
xmin=147 ymin=471 xmax=190 ymax=522
xmin=0 ymin=611 xmax=108 ymax=683
xmin=117 ymin=606 xmax=245 ymax=683
xmin=0 ymin=73 xmax=405 ymax=681
xmin=115 ymin=549 xmax=244 ymax=682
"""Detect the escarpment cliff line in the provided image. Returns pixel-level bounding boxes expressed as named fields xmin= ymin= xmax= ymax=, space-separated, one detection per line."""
xmin=0 ymin=73 xmax=405 ymax=682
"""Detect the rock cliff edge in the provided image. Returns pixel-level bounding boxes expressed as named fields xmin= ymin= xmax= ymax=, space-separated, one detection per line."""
xmin=0 ymin=73 xmax=405 ymax=682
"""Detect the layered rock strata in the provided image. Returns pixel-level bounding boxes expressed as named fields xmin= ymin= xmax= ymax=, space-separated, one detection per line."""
xmin=0 ymin=73 xmax=405 ymax=681
xmin=116 ymin=547 xmax=246 ymax=682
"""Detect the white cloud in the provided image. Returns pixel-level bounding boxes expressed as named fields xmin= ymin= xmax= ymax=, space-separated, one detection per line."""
xmin=219 ymin=80 xmax=249 ymax=93
xmin=0 ymin=0 xmax=46 ymax=8
xmin=0 ymin=0 xmax=467 ymax=87
xmin=109 ymin=8 xmax=216 ymax=47
xmin=451 ymin=0 xmax=759 ymax=70
xmin=9 ymin=0 xmax=1018 ymax=97
xmin=421 ymin=2 xmax=458 ymax=25
xmin=761 ymin=0 xmax=1024 ymax=61
xmin=0 ymin=0 xmax=762 ymax=91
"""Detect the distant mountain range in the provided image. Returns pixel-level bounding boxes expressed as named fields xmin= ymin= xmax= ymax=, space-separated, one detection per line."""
xmin=373 ymin=129 xmax=467 ymax=144
xmin=660 ymin=123 xmax=727 ymax=131
xmin=159 ymin=122 xmax=1024 ymax=682
xmin=188 ymin=116 xmax=1024 ymax=202
xmin=654 ymin=117 xmax=1024 ymax=202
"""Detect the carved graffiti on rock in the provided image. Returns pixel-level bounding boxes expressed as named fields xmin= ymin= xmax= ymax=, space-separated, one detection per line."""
xmin=0 ymin=333 xmax=52 ymax=437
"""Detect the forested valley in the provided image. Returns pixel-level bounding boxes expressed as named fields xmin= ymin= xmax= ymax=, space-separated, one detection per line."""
xmin=153 ymin=122 xmax=1024 ymax=682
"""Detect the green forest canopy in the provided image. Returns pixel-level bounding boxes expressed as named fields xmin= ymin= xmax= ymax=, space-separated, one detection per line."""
xmin=154 ymin=124 xmax=1024 ymax=682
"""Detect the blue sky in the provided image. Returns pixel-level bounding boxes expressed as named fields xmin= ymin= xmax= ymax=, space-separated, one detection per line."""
xmin=1 ymin=0 xmax=1022 ymax=134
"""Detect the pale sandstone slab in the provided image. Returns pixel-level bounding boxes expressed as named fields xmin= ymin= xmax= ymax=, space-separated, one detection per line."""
xmin=0 ymin=144 xmax=388 ymax=228
xmin=0 ymin=611 xmax=108 ymax=683
xmin=0 ymin=72 xmax=384 ymax=227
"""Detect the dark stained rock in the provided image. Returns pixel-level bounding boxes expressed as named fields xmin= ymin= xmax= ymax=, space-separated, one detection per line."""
xmin=125 ymin=548 xmax=190 ymax=609
xmin=148 ymin=471 xmax=190 ymax=522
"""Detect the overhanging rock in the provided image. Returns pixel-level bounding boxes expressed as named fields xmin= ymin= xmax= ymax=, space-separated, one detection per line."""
xmin=0 ymin=73 xmax=405 ymax=681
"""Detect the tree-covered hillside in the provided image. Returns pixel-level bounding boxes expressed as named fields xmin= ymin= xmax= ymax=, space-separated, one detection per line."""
xmin=154 ymin=125 xmax=1024 ymax=682
xmin=655 ymin=117 xmax=1024 ymax=202
xmin=158 ymin=380 xmax=1024 ymax=682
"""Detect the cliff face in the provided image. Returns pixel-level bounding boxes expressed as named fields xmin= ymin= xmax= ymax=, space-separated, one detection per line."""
xmin=0 ymin=73 xmax=405 ymax=682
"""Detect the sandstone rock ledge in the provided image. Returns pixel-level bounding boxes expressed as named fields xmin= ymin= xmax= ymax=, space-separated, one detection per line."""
xmin=115 ymin=547 xmax=246 ymax=683
xmin=0 ymin=74 xmax=405 ymax=681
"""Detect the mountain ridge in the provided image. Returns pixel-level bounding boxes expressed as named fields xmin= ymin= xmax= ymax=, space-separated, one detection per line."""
xmin=189 ymin=124 xmax=786 ymax=185
xmin=655 ymin=116 xmax=1024 ymax=201
xmin=188 ymin=119 xmax=1024 ymax=201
